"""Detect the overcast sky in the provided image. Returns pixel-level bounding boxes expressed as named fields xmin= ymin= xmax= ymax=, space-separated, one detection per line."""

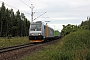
xmin=0 ymin=0 xmax=90 ymax=31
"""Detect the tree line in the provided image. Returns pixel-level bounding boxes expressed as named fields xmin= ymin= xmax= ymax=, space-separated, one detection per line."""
xmin=61 ymin=17 xmax=90 ymax=37
xmin=0 ymin=2 xmax=30 ymax=37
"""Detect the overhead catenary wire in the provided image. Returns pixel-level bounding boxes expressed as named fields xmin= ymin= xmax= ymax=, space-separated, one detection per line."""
xmin=0 ymin=1 xmax=30 ymax=14
xmin=20 ymin=0 xmax=35 ymax=22
xmin=19 ymin=0 xmax=47 ymax=22
xmin=33 ymin=12 xmax=47 ymax=21
xmin=20 ymin=0 xmax=31 ymax=8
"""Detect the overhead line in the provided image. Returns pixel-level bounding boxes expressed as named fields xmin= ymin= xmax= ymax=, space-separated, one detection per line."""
xmin=33 ymin=12 xmax=46 ymax=21
xmin=0 ymin=1 xmax=30 ymax=14
xmin=20 ymin=0 xmax=31 ymax=8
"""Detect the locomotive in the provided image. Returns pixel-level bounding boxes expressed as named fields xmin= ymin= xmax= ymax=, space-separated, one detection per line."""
xmin=29 ymin=21 xmax=61 ymax=42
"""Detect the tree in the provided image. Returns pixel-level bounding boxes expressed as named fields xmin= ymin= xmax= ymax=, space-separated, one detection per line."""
xmin=0 ymin=2 xmax=6 ymax=37
xmin=5 ymin=8 xmax=10 ymax=36
xmin=0 ymin=2 xmax=30 ymax=37
xmin=61 ymin=24 xmax=78 ymax=37
xmin=80 ymin=20 xmax=89 ymax=30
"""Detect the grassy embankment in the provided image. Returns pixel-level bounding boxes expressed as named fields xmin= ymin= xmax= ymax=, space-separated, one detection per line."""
xmin=0 ymin=37 xmax=29 ymax=48
xmin=21 ymin=30 xmax=90 ymax=60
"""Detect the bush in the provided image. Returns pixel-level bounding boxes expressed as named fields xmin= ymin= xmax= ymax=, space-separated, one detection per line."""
xmin=21 ymin=30 xmax=90 ymax=60
xmin=51 ymin=30 xmax=90 ymax=60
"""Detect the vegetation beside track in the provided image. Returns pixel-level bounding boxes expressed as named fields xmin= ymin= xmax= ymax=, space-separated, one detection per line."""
xmin=21 ymin=30 xmax=90 ymax=60
xmin=0 ymin=37 xmax=29 ymax=48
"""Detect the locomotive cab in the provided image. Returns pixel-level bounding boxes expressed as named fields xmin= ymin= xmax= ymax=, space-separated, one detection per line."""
xmin=29 ymin=21 xmax=44 ymax=42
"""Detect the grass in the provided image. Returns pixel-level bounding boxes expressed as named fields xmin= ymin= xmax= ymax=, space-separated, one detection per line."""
xmin=21 ymin=30 xmax=90 ymax=60
xmin=0 ymin=37 xmax=29 ymax=48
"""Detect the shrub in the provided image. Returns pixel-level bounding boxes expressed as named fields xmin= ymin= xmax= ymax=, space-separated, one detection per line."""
xmin=21 ymin=30 xmax=90 ymax=60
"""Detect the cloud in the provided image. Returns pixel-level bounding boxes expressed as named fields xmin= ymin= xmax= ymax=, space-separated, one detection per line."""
xmin=1 ymin=0 xmax=90 ymax=31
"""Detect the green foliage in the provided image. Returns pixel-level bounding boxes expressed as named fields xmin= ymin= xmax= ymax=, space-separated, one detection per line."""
xmin=80 ymin=18 xmax=90 ymax=30
xmin=61 ymin=18 xmax=90 ymax=37
xmin=61 ymin=24 xmax=78 ymax=37
xmin=21 ymin=30 xmax=90 ymax=60
xmin=51 ymin=30 xmax=90 ymax=60
xmin=0 ymin=2 xmax=30 ymax=37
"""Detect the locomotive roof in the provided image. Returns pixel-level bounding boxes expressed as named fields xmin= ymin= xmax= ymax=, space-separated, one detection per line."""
xmin=35 ymin=21 xmax=42 ymax=23
xmin=31 ymin=21 xmax=43 ymax=24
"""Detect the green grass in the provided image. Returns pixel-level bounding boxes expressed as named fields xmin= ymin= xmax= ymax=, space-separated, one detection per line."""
xmin=21 ymin=30 xmax=90 ymax=60
xmin=0 ymin=37 xmax=29 ymax=48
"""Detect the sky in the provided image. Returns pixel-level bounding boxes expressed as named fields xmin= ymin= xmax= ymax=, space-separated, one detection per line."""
xmin=0 ymin=0 xmax=90 ymax=31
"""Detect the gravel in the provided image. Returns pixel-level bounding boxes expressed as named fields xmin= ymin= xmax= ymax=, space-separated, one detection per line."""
xmin=0 ymin=39 xmax=60 ymax=60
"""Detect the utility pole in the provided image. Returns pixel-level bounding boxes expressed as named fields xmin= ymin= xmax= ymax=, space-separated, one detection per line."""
xmin=45 ymin=21 xmax=50 ymax=25
xmin=54 ymin=25 xmax=55 ymax=31
xmin=20 ymin=0 xmax=34 ymax=22
xmin=20 ymin=0 xmax=46 ymax=22
xmin=31 ymin=4 xmax=34 ymax=23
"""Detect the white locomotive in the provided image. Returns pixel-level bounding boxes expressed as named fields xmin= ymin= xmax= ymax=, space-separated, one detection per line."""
xmin=29 ymin=21 xmax=54 ymax=42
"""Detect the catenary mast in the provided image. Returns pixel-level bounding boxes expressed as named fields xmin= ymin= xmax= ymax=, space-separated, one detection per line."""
xmin=31 ymin=4 xmax=34 ymax=23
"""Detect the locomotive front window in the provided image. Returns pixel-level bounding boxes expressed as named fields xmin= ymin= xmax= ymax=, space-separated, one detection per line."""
xmin=30 ymin=24 xmax=41 ymax=31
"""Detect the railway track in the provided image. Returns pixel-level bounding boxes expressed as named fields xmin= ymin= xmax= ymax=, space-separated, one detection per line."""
xmin=0 ymin=39 xmax=54 ymax=54
xmin=0 ymin=43 xmax=35 ymax=53
xmin=0 ymin=39 xmax=60 ymax=60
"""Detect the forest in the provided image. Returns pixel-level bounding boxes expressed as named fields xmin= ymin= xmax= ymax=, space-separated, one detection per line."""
xmin=0 ymin=2 xmax=30 ymax=37
xmin=0 ymin=2 xmax=90 ymax=38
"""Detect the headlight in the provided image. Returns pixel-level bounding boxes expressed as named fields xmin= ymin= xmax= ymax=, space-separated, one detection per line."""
xmin=30 ymin=33 xmax=34 ymax=36
xmin=38 ymin=33 xmax=41 ymax=35
xmin=32 ymin=34 xmax=34 ymax=35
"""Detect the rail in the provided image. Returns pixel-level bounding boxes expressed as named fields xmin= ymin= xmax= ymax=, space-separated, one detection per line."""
xmin=0 ymin=43 xmax=35 ymax=53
